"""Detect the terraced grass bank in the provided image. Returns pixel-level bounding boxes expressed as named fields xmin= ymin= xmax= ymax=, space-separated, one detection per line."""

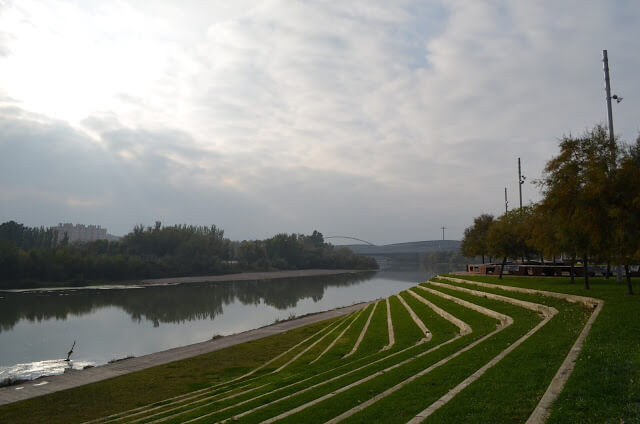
xmin=0 ymin=275 xmax=637 ymax=423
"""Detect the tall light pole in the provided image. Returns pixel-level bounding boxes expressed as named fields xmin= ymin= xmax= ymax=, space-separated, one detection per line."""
xmin=602 ymin=49 xmax=624 ymax=283
xmin=602 ymin=50 xmax=615 ymax=145
xmin=441 ymin=226 xmax=446 ymax=241
xmin=518 ymin=158 xmax=526 ymax=209
xmin=504 ymin=187 xmax=508 ymax=213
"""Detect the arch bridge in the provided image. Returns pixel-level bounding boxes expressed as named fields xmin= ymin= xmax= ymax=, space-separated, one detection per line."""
xmin=324 ymin=236 xmax=376 ymax=246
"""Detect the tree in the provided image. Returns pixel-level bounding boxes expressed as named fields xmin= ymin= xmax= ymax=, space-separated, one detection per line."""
xmin=537 ymin=125 xmax=619 ymax=289
xmin=0 ymin=222 xmax=377 ymax=284
xmin=461 ymin=214 xmax=494 ymax=263
xmin=307 ymin=230 xmax=324 ymax=249
xmin=526 ymin=204 xmax=556 ymax=259
xmin=0 ymin=239 xmax=20 ymax=280
xmin=610 ymin=136 xmax=640 ymax=294
xmin=486 ymin=210 xmax=528 ymax=279
xmin=526 ymin=203 xmax=579 ymax=282
xmin=237 ymin=240 xmax=268 ymax=268
xmin=0 ymin=221 xmax=58 ymax=249
xmin=514 ymin=205 xmax=541 ymax=262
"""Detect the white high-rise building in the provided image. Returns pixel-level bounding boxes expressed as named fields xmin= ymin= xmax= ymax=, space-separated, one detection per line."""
xmin=53 ymin=223 xmax=108 ymax=243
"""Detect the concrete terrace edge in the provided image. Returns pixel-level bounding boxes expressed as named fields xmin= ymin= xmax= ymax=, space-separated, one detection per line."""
xmin=0 ymin=301 xmax=372 ymax=406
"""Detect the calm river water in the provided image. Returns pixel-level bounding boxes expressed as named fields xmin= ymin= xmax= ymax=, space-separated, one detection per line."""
xmin=0 ymin=266 xmax=437 ymax=383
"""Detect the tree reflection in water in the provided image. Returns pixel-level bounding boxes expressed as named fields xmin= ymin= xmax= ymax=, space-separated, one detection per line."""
xmin=0 ymin=272 xmax=377 ymax=332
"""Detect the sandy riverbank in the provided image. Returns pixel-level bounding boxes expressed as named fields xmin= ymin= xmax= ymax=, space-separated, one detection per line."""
xmin=1 ymin=269 xmax=370 ymax=292
xmin=138 ymin=269 xmax=368 ymax=286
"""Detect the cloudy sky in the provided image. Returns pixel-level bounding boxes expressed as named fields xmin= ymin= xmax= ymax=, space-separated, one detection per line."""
xmin=0 ymin=1 xmax=638 ymax=244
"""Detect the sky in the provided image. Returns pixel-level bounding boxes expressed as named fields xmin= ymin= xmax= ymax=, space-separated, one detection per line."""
xmin=0 ymin=1 xmax=639 ymax=244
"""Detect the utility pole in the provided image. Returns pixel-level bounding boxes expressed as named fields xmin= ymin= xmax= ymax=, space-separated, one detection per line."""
xmin=518 ymin=158 xmax=525 ymax=209
xmin=441 ymin=226 xmax=446 ymax=241
xmin=504 ymin=187 xmax=508 ymax=213
xmin=603 ymin=49 xmax=624 ymax=283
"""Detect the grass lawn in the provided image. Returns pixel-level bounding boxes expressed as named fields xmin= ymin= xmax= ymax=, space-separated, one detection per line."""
xmin=0 ymin=274 xmax=636 ymax=423
xmin=451 ymin=274 xmax=640 ymax=424
xmin=0 ymin=317 xmax=344 ymax=424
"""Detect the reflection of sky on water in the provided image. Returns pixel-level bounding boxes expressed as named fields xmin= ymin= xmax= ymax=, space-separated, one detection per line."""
xmin=0 ymin=359 xmax=93 ymax=383
xmin=0 ymin=268 xmax=434 ymax=382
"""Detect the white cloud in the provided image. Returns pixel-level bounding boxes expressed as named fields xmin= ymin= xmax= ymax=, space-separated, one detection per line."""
xmin=1 ymin=0 xmax=639 ymax=242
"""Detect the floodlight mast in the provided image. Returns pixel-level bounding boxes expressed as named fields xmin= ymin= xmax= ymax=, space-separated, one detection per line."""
xmin=602 ymin=50 xmax=615 ymax=145
xmin=602 ymin=49 xmax=624 ymax=284
xmin=518 ymin=158 xmax=525 ymax=209
xmin=504 ymin=187 xmax=508 ymax=213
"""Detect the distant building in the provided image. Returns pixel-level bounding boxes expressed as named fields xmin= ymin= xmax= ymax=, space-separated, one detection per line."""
xmin=53 ymin=223 xmax=111 ymax=243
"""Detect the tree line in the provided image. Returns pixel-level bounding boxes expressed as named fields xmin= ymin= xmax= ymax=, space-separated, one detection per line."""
xmin=0 ymin=222 xmax=377 ymax=286
xmin=461 ymin=125 xmax=639 ymax=294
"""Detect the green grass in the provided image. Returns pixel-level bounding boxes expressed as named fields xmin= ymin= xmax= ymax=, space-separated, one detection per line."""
xmin=249 ymin=292 xmax=465 ymax=424
xmin=423 ymin=278 xmax=591 ymax=423
xmin=179 ymin=287 xmax=493 ymax=423
xmin=187 ymin=296 xmax=463 ymax=423
xmin=0 ymin=275 xmax=637 ymax=423
xmin=335 ymin=286 xmax=543 ymax=424
xmin=0 ymin=317 xmax=343 ymax=424
xmin=279 ymin=290 xmax=509 ymax=424
xmin=127 ymin=306 xmax=394 ymax=424
xmin=387 ymin=295 xmax=425 ymax=348
xmin=350 ymin=299 xmax=388 ymax=356
xmin=450 ymin=274 xmax=640 ymax=424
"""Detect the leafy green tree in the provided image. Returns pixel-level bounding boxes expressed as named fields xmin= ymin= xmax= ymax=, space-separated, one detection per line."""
xmin=307 ymin=230 xmax=324 ymax=248
xmin=0 ymin=221 xmax=58 ymax=249
xmin=0 ymin=239 xmax=20 ymax=280
xmin=526 ymin=204 xmax=555 ymax=259
xmin=0 ymin=221 xmax=376 ymax=285
xmin=610 ymin=136 xmax=640 ymax=294
xmin=237 ymin=240 xmax=268 ymax=269
xmin=461 ymin=214 xmax=494 ymax=263
xmin=526 ymin=203 xmax=580 ymax=282
xmin=487 ymin=210 xmax=528 ymax=279
xmin=537 ymin=125 xmax=619 ymax=289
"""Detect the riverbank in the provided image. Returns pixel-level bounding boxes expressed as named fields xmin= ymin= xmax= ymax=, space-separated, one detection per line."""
xmin=1 ymin=275 xmax=637 ymax=423
xmin=0 ymin=300 xmax=371 ymax=406
xmin=0 ymin=269 xmax=367 ymax=292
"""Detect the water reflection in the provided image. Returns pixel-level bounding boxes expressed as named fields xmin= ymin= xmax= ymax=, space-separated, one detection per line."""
xmin=0 ymin=267 xmax=442 ymax=383
xmin=0 ymin=359 xmax=93 ymax=384
xmin=0 ymin=272 xmax=376 ymax=333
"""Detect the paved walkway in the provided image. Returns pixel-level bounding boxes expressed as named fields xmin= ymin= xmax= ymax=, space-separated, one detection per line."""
xmin=0 ymin=302 xmax=369 ymax=406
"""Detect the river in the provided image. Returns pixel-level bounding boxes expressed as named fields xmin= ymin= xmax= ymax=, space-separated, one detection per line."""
xmin=0 ymin=265 xmax=439 ymax=384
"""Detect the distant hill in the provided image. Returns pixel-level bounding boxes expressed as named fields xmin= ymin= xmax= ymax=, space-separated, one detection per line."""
xmin=339 ymin=240 xmax=460 ymax=255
